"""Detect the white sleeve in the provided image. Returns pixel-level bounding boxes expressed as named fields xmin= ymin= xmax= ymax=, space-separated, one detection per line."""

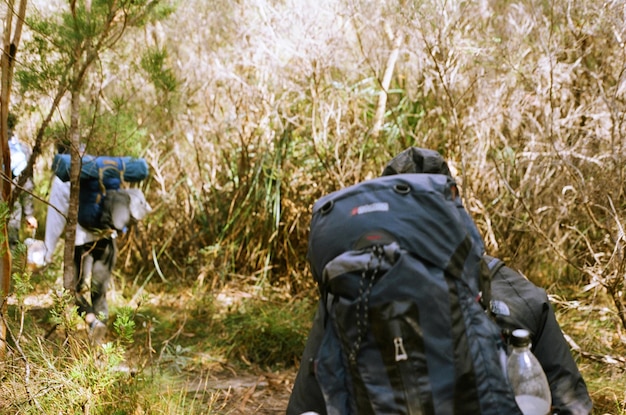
xmin=44 ymin=176 xmax=70 ymax=263
xmin=44 ymin=176 xmax=97 ymax=263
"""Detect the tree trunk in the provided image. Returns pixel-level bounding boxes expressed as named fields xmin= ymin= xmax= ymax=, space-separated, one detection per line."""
xmin=0 ymin=0 xmax=28 ymax=360
xmin=370 ymin=26 xmax=403 ymax=139
xmin=62 ymin=82 xmax=82 ymax=292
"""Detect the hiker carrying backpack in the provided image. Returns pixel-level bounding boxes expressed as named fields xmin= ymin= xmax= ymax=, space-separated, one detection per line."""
xmin=303 ymin=173 xmax=521 ymax=415
xmin=7 ymin=131 xmax=38 ymax=250
xmin=46 ymin=151 xmax=152 ymax=344
xmin=287 ymin=147 xmax=592 ymax=415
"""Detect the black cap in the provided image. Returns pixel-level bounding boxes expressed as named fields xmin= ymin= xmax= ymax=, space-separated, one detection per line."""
xmin=511 ymin=328 xmax=532 ymax=347
xmin=381 ymin=147 xmax=453 ymax=177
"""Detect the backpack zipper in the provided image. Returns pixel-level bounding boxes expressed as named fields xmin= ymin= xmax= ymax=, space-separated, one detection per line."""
xmin=394 ymin=336 xmax=408 ymax=361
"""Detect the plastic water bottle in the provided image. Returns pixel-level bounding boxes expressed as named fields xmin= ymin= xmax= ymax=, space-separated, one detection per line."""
xmin=506 ymin=329 xmax=552 ymax=415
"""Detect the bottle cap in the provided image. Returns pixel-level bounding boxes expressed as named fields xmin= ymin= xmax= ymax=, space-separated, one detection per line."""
xmin=511 ymin=328 xmax=532 ymax=347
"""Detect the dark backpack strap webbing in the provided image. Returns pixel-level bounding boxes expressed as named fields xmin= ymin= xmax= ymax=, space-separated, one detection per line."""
xmin=484 ymin=255 xmax=505 ymax=279
xmin=477 ymin=255 xmax=505 ymax=314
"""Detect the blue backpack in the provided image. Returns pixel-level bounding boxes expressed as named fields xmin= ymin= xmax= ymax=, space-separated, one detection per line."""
xmin=52 ymin=154 xmax=149 ymax=230
xmin=307 ymin=173 xmax=522 ymax=415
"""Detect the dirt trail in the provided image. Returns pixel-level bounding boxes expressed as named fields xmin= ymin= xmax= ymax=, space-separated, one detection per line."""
xmin=184 ymin=368 xmax=295 ymax=414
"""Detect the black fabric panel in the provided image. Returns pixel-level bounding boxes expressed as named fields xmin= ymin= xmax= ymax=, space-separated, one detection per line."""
xmin=445 ymin=236 xmax=481 ymax=414
xmin=333 ymin=296 xmax=377 ymax=415
xmin=371 ymin=301 xmax=434 ymax=415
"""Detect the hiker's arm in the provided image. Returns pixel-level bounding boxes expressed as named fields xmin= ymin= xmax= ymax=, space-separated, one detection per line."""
xmin=491 ymin=265 xmax=592 ymax=414
xmin=287 ymin=299 xmax=327 ymax=415
xmin=532 ymin=301 xmax=593 ymax=415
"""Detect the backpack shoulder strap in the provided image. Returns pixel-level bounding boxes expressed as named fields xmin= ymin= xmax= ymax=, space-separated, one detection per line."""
xmin=484 ymin=255 xmax=505 ymax=279
xmin=483 ymin=254 xmax=507 ymax=319
xmin=480 ymin=255 xmax=506 ymax=314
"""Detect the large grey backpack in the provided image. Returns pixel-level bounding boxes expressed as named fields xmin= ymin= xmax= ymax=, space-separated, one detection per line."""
xmin=307 ymin=173 xmax=522 ymax=415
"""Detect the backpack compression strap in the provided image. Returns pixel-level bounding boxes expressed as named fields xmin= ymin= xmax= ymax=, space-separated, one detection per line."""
xmin=97 ymin=158 xmax=127 ymax=197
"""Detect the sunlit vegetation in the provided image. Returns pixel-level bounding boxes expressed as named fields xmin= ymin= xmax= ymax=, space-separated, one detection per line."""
xmin=0 ymin=0 xmax=624 ymax=413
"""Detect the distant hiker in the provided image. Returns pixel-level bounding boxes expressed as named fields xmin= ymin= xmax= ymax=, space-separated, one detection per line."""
xmin=7 ymin=112 xmax=38 ymax=251
xmin=44 ymin=142 xmax=151 ymax=343
xmin=287 ymin=147 xmax=592 ymax=415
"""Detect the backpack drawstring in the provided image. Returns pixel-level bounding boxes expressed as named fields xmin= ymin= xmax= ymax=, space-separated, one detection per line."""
xmin=349 ymin=245 xmax=383 ymax=363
